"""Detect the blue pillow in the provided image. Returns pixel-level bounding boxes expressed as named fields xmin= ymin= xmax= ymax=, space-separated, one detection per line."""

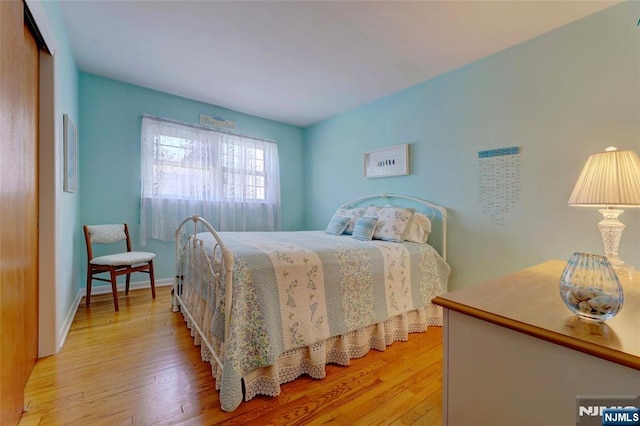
xmin=325 ymin=216 xmax=350 ymax=235
xmin=352 ymin=217 xmax=377 ymax=241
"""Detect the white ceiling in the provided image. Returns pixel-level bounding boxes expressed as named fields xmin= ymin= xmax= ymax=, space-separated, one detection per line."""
xmin=59 ymin=0 xmax=620 ymax=127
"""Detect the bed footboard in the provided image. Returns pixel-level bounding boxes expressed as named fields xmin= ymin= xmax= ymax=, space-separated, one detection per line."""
xmin=173 ymin=215 xmax=234 ymax=369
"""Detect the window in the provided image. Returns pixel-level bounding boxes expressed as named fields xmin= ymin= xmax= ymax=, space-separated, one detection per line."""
xmin=140 ymin=116 xmax=280 ymax=244
xmin=220 ymin=140 xmax=267 ymax=201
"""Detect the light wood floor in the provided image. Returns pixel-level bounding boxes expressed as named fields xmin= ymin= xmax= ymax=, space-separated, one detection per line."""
xmin=19 ymin=286 xmax=443 ymax=426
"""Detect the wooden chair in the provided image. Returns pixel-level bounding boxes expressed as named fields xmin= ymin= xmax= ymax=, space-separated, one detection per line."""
xmin=83 ymin=224 xmax=156 ymax=311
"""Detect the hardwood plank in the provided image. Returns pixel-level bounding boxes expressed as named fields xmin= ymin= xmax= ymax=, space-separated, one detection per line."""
xmin=20 ymin=286 xmax=443 ymax=425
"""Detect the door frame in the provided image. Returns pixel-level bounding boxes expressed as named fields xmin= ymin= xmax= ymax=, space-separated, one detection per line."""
xmin=24 ymin=0 xmax=58 ymax=357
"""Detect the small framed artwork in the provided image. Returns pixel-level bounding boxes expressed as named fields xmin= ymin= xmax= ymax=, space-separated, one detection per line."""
xmin=63 ymin=114 xmax=77 ymax=193
xmin=364 ymin=143 xmax=409 ymax=178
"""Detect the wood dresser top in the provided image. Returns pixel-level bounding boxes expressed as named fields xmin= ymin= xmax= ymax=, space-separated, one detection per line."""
xmin=432 ymin=260 xmax=640 ymax=370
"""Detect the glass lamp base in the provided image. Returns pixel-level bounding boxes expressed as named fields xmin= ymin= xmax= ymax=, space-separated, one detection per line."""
xmin=597 ymin=209 xmax=636 ymax=278
xmin=610 ymin=260 xmax=635 ymax=278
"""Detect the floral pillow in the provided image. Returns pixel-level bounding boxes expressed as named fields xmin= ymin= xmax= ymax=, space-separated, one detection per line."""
xmin=373 ymin=207 xmax=415 ymax=242
xmin=329 ymin=207 xmax=366 ymax=234
xmin=363 ymin=206 xmax=381 ymax=218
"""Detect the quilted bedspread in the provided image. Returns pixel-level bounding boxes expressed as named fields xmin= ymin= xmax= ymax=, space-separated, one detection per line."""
xmin=180 ymin=230 xmax=450 ymax=412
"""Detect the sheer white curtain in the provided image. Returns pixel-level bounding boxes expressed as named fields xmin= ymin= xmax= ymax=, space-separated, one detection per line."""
xmin=140 ymin=115 xmax=280 ymax=245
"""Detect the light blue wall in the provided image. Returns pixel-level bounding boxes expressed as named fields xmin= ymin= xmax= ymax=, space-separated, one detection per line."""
xmin=79 ymin=74 xmax=305 ymax=285
xmin=304 ymin=2 xmax=640 ymax=291
xmin=40 ymin=0 xmax=80 ymax=340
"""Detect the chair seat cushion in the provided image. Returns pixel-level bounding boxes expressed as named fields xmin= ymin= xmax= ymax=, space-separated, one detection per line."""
xmin=90 ymin=251 xmax=156 ymax=266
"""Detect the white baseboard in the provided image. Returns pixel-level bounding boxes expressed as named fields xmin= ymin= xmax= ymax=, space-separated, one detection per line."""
xmin=57 ymin=278 xmax=173 ymax=351
xmin=58 ymin=288 xmax=83 ymax=351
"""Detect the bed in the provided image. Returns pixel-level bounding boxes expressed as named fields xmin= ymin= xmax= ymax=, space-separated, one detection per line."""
xmin=172 ymin=193 xmax=450 ymax=412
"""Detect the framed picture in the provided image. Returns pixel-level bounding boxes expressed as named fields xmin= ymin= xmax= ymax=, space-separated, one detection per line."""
xmin=63 ymin=114 xmax=77 ymax=193
xmin=364 ymin=143 xmax=409 ymax=178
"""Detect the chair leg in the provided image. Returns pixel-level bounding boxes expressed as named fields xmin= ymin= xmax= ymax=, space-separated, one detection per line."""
xmin=110 ymin=268 xmax=119 ymax=312
xmin=125 ymin=273 xmax=131 ymax=295
xmin=86 ymin=266 xmax=93 ymax=307
xmin=149 ymin=260 xmax=156 ymax=299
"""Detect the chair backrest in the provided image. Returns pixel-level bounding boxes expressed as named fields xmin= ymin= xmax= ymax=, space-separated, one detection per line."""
xmin=84 ymin=224 xmax=132 ymax=261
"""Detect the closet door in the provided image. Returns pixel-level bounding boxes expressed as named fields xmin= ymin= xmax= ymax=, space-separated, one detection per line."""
xmin=0 ymin=0 xmax=40 ymax=423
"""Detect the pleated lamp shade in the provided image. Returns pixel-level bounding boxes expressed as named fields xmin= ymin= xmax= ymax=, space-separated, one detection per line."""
xmin=568 ymin=147 xmax=640 ymax=207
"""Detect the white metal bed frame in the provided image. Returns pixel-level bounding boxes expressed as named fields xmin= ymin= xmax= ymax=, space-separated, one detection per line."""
xmin=172 ymin=192 xmax=448 ymax=397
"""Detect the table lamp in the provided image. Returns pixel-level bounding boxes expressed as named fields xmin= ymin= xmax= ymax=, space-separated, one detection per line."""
xmin=568 ymin=147 xmax=640 ymax=276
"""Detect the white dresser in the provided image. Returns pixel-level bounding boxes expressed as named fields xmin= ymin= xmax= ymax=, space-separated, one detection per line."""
xmin=433 ymin=260 xmax=640 ymax=426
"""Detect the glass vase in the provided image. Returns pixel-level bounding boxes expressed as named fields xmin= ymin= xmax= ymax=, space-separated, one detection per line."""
xmin=559 ymin=252 xmax=624 ymax=322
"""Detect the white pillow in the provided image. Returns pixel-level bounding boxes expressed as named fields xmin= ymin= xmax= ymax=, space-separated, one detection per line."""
xmin=330 ymin=208 xmax=366 ymax=234
xmin=404 ymin=212 xmax=432 ymax=244
xmin=373 ymin=207 xmax=415 ymax=242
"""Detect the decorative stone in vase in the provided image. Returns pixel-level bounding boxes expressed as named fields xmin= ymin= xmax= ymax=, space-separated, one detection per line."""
xmin=559 ymin=252 xmax=624 ymax=322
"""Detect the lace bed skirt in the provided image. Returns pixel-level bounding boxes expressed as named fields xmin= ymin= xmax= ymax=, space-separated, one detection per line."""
xmin=182 ymin=302 xmax=443 ymax=403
